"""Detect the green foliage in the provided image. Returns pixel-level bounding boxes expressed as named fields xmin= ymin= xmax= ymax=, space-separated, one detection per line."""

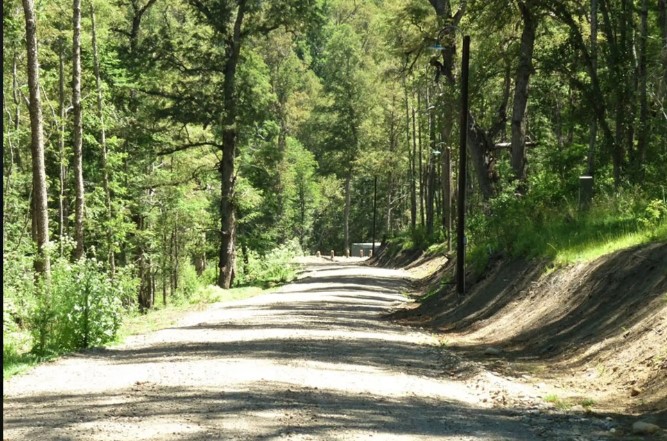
xmin=27 ymin=257 xmax=136 ymax=356
xmin=467 ymin=180 xmax=667 ymax=265
xmin=236 ymin=239 xmax=303 ymax=287
xmin=638 ymin=199 xmax=667 ymax=231
xmin=170 ymin=261 xmax=203 ymax=305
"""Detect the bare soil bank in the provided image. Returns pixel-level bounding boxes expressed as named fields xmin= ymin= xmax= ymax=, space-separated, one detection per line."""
xmin=381 ymin=242 xmax=667 ymax=419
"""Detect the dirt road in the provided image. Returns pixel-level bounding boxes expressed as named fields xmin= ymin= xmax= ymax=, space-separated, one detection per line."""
xmin=3 ymin=259 xmax=628 ymax=440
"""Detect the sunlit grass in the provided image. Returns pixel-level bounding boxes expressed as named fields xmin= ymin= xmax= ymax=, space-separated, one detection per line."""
xmin=114 ymin=285 xmax=266 ymax=341
xmin=472 ymin=202 xmax=666 ymax=268
xmin=553 ymin=228 xmax=663 ymax=265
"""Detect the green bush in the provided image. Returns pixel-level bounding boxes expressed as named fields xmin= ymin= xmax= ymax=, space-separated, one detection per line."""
xmin=29 ymin=257 xmax=133 ymax=356
xmin=171 ymin=261 xmax=202 ymax=304
xmin=236 ymin=239 xmax=302 ymax=287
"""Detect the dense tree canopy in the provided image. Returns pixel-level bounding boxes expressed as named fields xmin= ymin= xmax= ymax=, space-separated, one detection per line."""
xmin=3 ymin=0 xmax=666 ymax=354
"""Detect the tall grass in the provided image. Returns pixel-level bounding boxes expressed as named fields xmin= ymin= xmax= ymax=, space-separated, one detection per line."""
xmin=467 ymin=186 xmax=667 ymax=267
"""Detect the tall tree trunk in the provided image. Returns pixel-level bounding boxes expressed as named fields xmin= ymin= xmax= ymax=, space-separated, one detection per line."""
xmin=72 ymin=0 xmax=85 ymax=259
xmin=411 ymin=106 xmax=418 ymax=230
xmin=58 ymin=45 xmax=67 ymax=257
xmin=91 ymin=3 xmax=116 ymax=274
xmin=405 ymin=80 xmax=416 ymax=232
xmin=600 ymin=0 xmax=629 ymax=188
xmin=343 ymin=171 xmax=352 ymax=256
xmin=636 ymin=0 xmax=648 ymax=182
xmin=441 ymin=113 xmax=453 ymax=251
xmin=510 ymin=1 xmax=538 ymax=184
xmin=90 ymin=2 xmax=116 ymax=277
xmin=426 ymin=102 xmax=436 ymax=238
xmin=661 ymin=0 xmax=667 ymax=89
xmin=122 ymin=0 xmax=158 ymax=304
xmin=660 ymin=0 xmax=667 ymax=156
xmin=13 ymin=50 xmax=23 ymax=166
xmin=5 ymin=52 xmax=22 ymax=243
xmin=547 ymin=2 xmax=616 ymax=184
xmin=588 ymin=0 xmax=598 ymax=176
xmin=428 ymin=0 xmax=497 ymax=200
xmin=217 ymin=2 xmax=246 ymax=289
xmin=417 ymin=91 xmax=425 ymax=226
xmin=22 ymin=0 xmax=51 ymax=278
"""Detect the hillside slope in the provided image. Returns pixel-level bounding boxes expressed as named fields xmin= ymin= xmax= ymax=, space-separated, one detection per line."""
xmin=385 ymin=242 xmax=667 ymax=418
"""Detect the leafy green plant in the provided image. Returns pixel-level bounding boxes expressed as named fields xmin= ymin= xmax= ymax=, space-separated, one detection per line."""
xmin=28 ymin=257 xmax=133 ymax=356
xmin=638 ymin=199 xmax=667 ymax=230
xmin=236 ymin=239 xmax=303 ymax=287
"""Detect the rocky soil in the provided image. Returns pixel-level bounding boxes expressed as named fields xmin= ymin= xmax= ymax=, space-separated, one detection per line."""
xmin=3 ymin=258 xmax=665 ymax=440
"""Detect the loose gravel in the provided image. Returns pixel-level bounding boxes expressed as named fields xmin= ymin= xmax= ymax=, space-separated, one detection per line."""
xmin=2 ymin=259 xmax=634 ymax=440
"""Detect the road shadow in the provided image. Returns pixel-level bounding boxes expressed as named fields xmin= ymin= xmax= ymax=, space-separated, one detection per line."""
xmin=4 ymin=385 xmax=594 ymax=441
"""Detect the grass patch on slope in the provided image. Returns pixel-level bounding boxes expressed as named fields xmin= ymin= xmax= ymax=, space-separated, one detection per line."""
xmin=467 ymin=188 xmax=667 ymax=267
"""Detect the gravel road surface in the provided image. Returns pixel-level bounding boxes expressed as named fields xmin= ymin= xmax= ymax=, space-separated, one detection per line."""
xmin=2 ymin=259 xmax=626 ymax=440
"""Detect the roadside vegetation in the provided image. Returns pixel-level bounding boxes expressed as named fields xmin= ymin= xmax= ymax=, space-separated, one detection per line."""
xmin=388 ymin=183 xmax=666 ymax=276
xmin=3 ymin=240 xmax=301 ymax=379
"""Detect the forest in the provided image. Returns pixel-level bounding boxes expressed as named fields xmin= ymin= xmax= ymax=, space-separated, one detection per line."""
xmin=3 ymin=0 xmax=667 ymax=361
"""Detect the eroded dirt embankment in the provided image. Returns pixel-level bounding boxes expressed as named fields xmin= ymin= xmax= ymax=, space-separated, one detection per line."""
xmin=386 ymin=242 xmax=667 ymax=419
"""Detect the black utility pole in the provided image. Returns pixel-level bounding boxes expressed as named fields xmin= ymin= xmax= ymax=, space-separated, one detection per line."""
xmin=372 ymin=176 xmax=377 ymax=255
xmin=457 ymin=36 xmax=470 ymax=295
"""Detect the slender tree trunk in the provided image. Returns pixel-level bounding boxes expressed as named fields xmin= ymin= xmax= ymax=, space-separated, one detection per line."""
xmin=12 ymin=49 xmax=25 ymax=171
xmin=636 ymin=0 xmax=648 ymax=182
xmin=547 ymin=2 xmax=616 ymax=184
xmin=72 ymin=0 xmax=85 ymax=259
xmin=661 ymin=0 xmax=667 ymax=90
xmin=343 ymin=171 xmax=352 ymax=256
xmin=411 ymin=106 xmax=418 ymax=230
xmin=3 ymin=95 xmax=13 ymax=231
xmin=169 ymin=228 xmax=175 ymax=294
xmin=425 ymin=93 xmax=436 ymax=237
xmin=58 ymin=46 xmax=67 ymax=256
xmin=4 ymin=52 xmax=22 ymax=241
xmin=405 ymin=80 xmax=416 ymax=231
xmin=386 ymin=177 xmax=392 ymax=233
xmin=510 ymin=1 xmax=538 ymax=184
xmin=91 ymin=3 xmax=116 ymax=274
xmin=660 ymin=0 xmax=667 ymax=156
xmin=23 ymin=0 xmax=51 ymax=278
xmin=217 ymin=2 xmax=246 ymax=289
xmin=162 ymin=228 xmax=167 ymax=305
xmin=588 ymin=0 xmax=598 ymax=176
xmin=174 ymin=225 xmax=179 ymax=290
xmin=417 ymin=91 xmax=425 ymax=226
xmin=599 ymin=0 xmax=628 ymax=188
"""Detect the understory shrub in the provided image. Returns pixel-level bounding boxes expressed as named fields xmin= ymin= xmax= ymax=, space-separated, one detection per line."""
xmin=29 ymin=257 xmax=136 ymax=356
xmin=236 ymin=238 xmax=303 ymax=287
